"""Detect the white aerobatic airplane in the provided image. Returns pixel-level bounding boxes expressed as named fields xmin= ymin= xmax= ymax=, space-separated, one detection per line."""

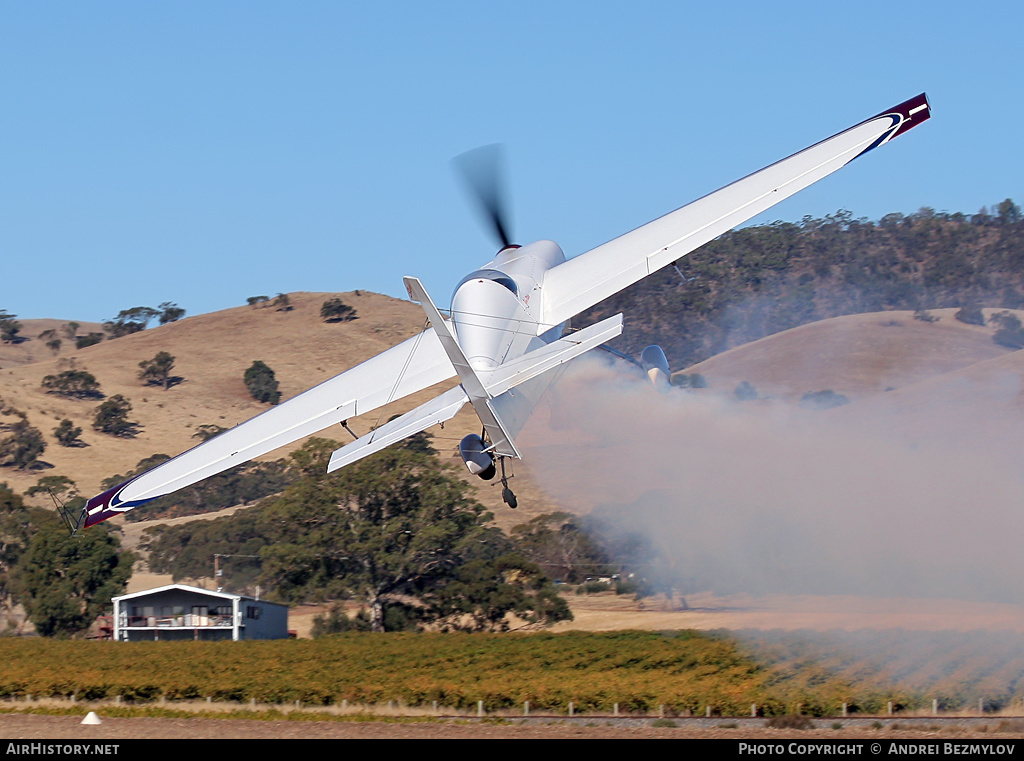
xmin=77 ymin=93 xmax=931 ymax=530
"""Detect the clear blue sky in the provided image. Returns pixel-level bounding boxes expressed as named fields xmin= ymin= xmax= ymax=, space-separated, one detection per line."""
xmin=2 ymin=1 xmax=1020 ymax=323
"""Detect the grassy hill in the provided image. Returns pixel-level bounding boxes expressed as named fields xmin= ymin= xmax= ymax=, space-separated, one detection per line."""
xmin=0 ymin=319 xmax=105 ymax=369
xmin=681 ymin=307 xmax=1021 ymax=401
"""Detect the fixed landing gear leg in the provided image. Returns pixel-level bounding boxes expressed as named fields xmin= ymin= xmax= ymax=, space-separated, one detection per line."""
xmin=499 ymin=457 xmax=517 ymax=509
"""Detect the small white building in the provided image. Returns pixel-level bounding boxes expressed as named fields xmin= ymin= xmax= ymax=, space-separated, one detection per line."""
xmin=111 ymin=584 xmax=289 ymax=641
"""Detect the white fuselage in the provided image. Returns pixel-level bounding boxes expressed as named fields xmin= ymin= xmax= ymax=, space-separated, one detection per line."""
xmin=450 ymin=240 xmax=566 ymax=371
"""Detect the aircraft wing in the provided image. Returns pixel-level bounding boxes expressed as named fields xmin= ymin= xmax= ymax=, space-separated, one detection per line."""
xmin=79 ymin=328 xmax=455 ymax=529
xmin=541 ymin=94 xmax=931 ymax=328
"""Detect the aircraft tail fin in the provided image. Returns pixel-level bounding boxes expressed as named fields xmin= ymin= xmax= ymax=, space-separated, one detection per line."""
xmin=404 ymin=275 xmax=520 ymax=456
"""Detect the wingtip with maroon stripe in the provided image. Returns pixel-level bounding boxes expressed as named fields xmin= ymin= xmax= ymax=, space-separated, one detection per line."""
xmin=881 ymin=92 xmax=931 ymax=139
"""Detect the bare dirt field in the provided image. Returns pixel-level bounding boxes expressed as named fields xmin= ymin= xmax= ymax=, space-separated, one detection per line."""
xmin=550 ymin=591 xmax=1024 ymax=634
xmin=3 ymin=713 xmax=1023 ymax=740
xmin=0 ymin=713 xmax=743 ymax=739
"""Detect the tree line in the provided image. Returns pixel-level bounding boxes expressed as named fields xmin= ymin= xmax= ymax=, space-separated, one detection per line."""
xmin=583 ymin=200 xmax=1024 ymax=369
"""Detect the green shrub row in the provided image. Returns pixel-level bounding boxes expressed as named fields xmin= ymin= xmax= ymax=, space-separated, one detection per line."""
xmin=0 ymin=631 xmax=972 ymax=715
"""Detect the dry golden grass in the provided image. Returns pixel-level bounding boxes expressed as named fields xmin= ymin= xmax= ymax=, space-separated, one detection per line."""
xmin=683 ymin=308 xmax=1023 ymax=401
xmin=550 ymin=591 xmax=1024 ymax=634
xmin=0 ymin=319 xmax=106 ymax=369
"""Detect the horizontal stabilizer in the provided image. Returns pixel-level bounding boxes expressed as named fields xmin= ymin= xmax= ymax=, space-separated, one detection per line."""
xmin=327 ymin=385 xmax=468 ymax=472
xmin=481 ymin=313 xmax=623 ymax=398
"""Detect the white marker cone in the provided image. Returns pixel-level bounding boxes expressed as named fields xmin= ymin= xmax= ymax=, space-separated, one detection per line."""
xmin=81 ymin=711 xmax=102 ymax=725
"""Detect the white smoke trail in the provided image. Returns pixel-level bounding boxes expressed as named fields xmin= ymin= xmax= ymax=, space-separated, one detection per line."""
xmin=522 ymin=354 xmax=1024 ymax=605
